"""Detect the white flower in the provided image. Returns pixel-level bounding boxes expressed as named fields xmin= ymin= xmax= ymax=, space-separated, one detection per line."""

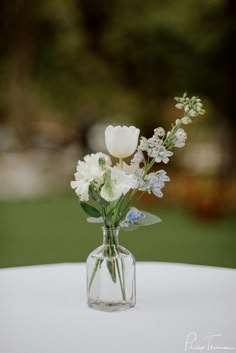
xmin=133 ymin=169 xmax=145 ymax=189
xmin=148 ymin=145 xmax=173 ymax=164
xmin=175 ymin=118 xmax=182 ymax=125
xmin=181 ymin=116 xmax=192 ymax=124
xmin=154 ymin=127 xmax=165 ymax=137
xmin=147 ymin=136 xmax=161 ymax=148
xmin=70 ymin=179 xmax=90 ymax=202
xmin=105 ymin=125 xmax=140 ymax=158
xmin=174 ymin=94 xmax=205 ymax=121
xmin=139 ymin=136 xmax=149 ymax=151
xmin=169 ymin=128 xmax=187 ymax=148
xmin=175 ymin=103 xmax=184 ymax=110
xmin=138 ymin=133 xmax=173 ymax=164
xmin=141 ymin=170 xmax=170 ymax=198
xmin=121 ymin=161 xmax=139 ymax=173
xmin=71 ymin=152 xmax=111 ymax=201
xmin=131 ymin=150 xmax=145 ymax=166
xmin=101 ymin=166 xmax=137 ymax=202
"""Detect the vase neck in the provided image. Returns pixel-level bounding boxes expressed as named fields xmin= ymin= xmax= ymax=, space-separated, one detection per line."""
xmin=102 ymin=227 xmax=120 ymax=246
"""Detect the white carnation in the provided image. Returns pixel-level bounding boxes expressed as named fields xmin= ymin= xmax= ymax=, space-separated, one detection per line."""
xmin=71 ymin=152 xmax=111 ymax=201
xmin=71 ymin=180 xmax=90 ymax=201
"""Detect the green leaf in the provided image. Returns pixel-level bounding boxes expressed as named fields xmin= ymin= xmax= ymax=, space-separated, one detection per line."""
xmin=122 ymin=224 xmax=140 ymax=232
xmin=88 ymin=185 xmax=99 ymax=201
xmin=138 ymin=211 xmax=162 ymax=226
xmin=122 ymin=211 xmax=161 ymax=231
xmin=100 ymin=197 xmax=109 ymax=208
xmin=87 ymin=217 xmax=104 ymax=224
xmin=80 ymin=202 xmax=101 ymax=218
xmin=105 ymin=210 xmax=113 ymax=226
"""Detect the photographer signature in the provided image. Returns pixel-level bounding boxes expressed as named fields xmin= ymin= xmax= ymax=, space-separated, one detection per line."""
xmin=185 ymin=332 xmax=236 ymax=352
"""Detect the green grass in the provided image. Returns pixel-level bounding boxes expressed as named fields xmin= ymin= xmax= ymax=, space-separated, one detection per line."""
xmin=0 ymin=193 xmax=235 ymax=268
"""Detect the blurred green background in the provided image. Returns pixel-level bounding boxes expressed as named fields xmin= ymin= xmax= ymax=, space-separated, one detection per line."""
xmin=0 ymin=192 xmax=236 ymax=268
xmin=0 ymin=0 xmax=235 ymax=268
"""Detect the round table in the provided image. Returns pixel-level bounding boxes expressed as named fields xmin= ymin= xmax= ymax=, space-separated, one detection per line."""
xmin=0 ymin=262 xmax=235 ymax=353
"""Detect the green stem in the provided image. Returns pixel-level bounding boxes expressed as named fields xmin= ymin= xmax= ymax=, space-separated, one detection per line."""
xmin=88 ymin=227 xmax=126 ymax=302
xmin=163 ymin=120 xmax=183 ymax=149
xmin=110 ymin=229 xmax=126 ymax=299
xmin=136 ymin=190 xmax=146 ymax=202
xmin=121 ymin=259 xmax=126 ymax=296
xmin=88 ymin=258 xmax=101 ymax=291
xmin=112 ymin=196 xmax=125 ymax=227
xmin=115 ymin=258 xmax=126 ymax=300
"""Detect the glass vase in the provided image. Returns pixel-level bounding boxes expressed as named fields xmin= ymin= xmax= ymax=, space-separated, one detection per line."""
xmin=86 ymin=227 xmax=136 ymax=312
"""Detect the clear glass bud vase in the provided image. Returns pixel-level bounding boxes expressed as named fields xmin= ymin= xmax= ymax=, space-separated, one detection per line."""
xmin=86 ymin=227 xmax=136 ymax=312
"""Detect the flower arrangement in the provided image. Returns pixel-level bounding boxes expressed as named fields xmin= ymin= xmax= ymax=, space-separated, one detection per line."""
xmin=71 ymin=93 xmax=205 ymax=310
xmin=71 ymin=93 xmax=205 ymax=230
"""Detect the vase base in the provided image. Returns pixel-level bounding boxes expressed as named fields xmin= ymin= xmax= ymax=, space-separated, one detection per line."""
xmin=88 ymin=300 xmax=135 ymax=312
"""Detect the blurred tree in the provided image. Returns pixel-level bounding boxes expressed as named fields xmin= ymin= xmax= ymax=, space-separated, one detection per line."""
xmin=217 ymin=0 xmax=236 ymax=174
xmin=76 ymin=0 xmax=116 ymax=52
xmin=102 ymin=0 xmax=228 ymax=97
xmin=0 ymin=0 xmax=34 ymax=147
xmin=0 ymin=0 xmax=234 ymax=159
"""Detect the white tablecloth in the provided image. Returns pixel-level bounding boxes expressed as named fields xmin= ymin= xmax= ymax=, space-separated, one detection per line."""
xmin=0 ymin=262 xmax=235 ymax=353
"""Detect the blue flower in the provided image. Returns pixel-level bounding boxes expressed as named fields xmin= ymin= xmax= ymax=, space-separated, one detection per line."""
xmin=120 ymin=207 xmax=145 ymax=228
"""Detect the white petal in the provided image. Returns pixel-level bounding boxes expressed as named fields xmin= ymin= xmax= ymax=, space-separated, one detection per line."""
xmin=105 ymin=125 xmax=140 ymax=158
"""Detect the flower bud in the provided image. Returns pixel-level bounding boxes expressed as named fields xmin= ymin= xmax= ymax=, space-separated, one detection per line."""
xmin=105 ymin=125 xmax=140 ymax=158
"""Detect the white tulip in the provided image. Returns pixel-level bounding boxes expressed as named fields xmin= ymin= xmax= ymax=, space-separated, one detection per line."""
xmin=105 ymin=125 xmax=140 ymax=158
